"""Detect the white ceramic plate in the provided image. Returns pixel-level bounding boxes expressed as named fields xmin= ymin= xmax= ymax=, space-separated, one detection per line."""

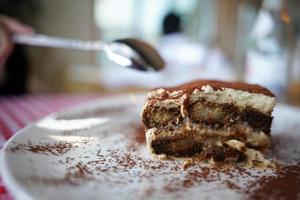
xmin=1 ymin=93 xmax=300 ymax=200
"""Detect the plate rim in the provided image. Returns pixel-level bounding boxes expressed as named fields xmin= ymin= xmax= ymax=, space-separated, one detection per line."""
xmin=1 ymin=124 xmax=36 ymax=200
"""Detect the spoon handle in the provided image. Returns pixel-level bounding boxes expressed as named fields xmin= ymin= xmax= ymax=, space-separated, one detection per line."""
xmin=13 ymin=34 xmax=105 ymax=51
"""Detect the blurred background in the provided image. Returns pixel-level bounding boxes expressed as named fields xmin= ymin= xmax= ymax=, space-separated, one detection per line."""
xmin=1 ymin=0 xmax=300 ymax=105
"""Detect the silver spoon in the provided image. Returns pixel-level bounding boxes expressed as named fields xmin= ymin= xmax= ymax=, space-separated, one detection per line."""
xmin=13 ymin=34 xmax=165 ymax=72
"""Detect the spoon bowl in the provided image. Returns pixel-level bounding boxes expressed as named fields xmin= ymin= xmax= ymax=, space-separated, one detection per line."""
xmin=105 ymin=38 xmax=165 ymax=71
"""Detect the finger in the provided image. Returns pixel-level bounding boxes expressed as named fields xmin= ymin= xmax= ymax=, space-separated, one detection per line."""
xmin=0 ymin=16 xmax=35 ymax=35
xmin=0 ymin=24 xmax=14 ymax=64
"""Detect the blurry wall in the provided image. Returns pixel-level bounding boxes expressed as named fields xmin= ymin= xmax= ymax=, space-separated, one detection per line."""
xmin=23 ymin=0 xmax=300 ymax=94
xmin=216 ymin=0 xmax=238 ymax=62
xmin=215 ymin=0 xmax=262 ymax=80
xmin=27 ymin=0 xmax=98 ymax=93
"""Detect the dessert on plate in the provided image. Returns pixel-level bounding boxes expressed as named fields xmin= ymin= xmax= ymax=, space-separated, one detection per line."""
xmin=141 ymin=80 xmax=276 ymax=167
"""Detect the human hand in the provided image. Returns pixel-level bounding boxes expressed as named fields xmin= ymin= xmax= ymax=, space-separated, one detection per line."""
xmin=0 ymin=15 xmax=34 ymax=68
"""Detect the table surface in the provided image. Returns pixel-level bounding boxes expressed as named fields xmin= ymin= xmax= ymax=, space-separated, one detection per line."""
xmin=0 ymin=94 xmax=100 ymax=200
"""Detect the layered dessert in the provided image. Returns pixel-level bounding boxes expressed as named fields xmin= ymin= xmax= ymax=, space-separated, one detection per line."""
xmin=141 ymin=80 xmax=276 ymax=167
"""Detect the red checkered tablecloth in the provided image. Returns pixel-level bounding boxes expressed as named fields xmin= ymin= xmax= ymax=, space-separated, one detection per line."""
xmin=0 ymin=94 xmax=100 ymax=200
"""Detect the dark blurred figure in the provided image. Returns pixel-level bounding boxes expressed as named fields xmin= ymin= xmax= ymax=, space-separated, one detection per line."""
xmin=0 ymin=0 xmax=38 ymax=95
xmin=162 ymin=12 xmax=182 ymax=35
xmin=159 ymin=12 xmax=205 ymax=86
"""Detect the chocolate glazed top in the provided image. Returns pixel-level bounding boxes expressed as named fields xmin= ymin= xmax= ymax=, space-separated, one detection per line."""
xmin=153 ymin=80 xmax=275 ymax=98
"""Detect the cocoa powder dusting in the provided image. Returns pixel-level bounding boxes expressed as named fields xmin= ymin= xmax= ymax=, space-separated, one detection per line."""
xmin=65 ymin=162 xmax=93 ymax=179
xmin=154 ymin=80 xmax=275 ymax=98
xmin=27 ymin=162 xmax=94 ymax=186
xmin=9 ymin=141 xmax=78 ymax=156
xmin=14 ymin=122 xmax=300 ymax=199
xmin=28 ymin=176 xmax=80 ymax=186
xmin=247 ymin=165 xmax=300 ymax=200
xmin=224 ymin=180 xmax=241 ymax=190
xmin=21 ymin=138 xmax=300 ymax=199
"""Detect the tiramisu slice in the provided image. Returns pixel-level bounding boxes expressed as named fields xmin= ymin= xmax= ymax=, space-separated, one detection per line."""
xmin=141 ymin=80 xmax=276 ymax=167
